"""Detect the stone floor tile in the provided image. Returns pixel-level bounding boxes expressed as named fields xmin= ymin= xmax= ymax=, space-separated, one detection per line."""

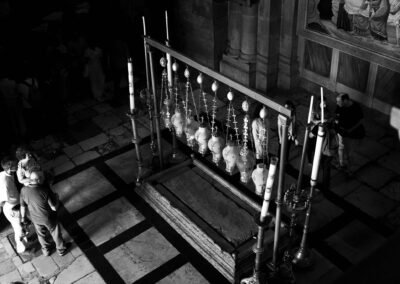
xmin=11 ymin=256 xmax=22 ymax=267
xmin=105 ymin=227 xmax=179 ymax=283
xmin=78 ymin=133 xmax=109 ymax=151
xmin=105 ymin=148 xmax=154 ymax=184
xmin=297 ymin=197 xmax=344 ymax=232
xmin=97 ymin=139 xmax=120 ymax=156
xmin=384 ymin=206 xmax=400 ymax=230
xmin=355 ymin=138 xmax=390 ymax=161
xmin=69 ymin=243 xmax=83 ymax=258
xmin=112 ymin=129 xmax=132 ymax=148
xmin=108 ymin=125 xmax=126 ymax=137
xmin=68 ymin=120 xmax=103 ymax=143
xmin=63 ymin=144 xmax=83 ymax=158
xmin=92 ymin=103 xmax=114 ymax=114
xmin=52 ymin=167 xmax=116 ymax=213
xmin=53 ymin=161 xmax=75 ymax=176
xmin=0 ymin=269 xmax=22 ymax=283
xmin=28 ymin=277 xmax=41 ymax=284
xmin=0 ymin=238 xmax=16 ymax=257
xmin=345 ymin=184 xmax=398 ymax=218
xmin=157 ymin=263 xmax=209 ymax=284
xmin=32 ymin=255 xmax=59 ymax=277
xmin=380 ymin=180 xmax=400 ymax=202
xmin=78 ymin=197 xmax=145 ymax=246
xmin=51 ymin=252 xmax=75 ymax=269
xmin=295 ymin=250 xmax=341 ymax=284
xmin=73 ymin=271 xmax=106 ymax=284
xmin=53 ymin=255 xmax=95 ymax=284
xmin=348 ymin=152 xmax=370 ymax=173
xmin=325 ymin=220 xmax=386 ymax=264
xmin=330 ymin=173 xmax=363 ymax=197
xmin=92 ymin=112 xmax=122 ymax=131
xmin=42 ymin=155 xmax=70 ymax=170
xmin=72 ymin=151 xmax=101 ymax=165
xmin=0 ymin=246 xmax=10 ymax=263
xmin=378 ymin=152 xmax=400 ymax=175
xmin=355 ymin=164 xmax=397 ymax=189
xmin=0 ymin=259 xmax=16 ymax=276
xmin=18 ymin=262 xmax=36 ymax=279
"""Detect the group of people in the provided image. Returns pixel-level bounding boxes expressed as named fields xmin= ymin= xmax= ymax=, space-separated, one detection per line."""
xmin=276 ymin=93 xmax=365 ymax=191
xmin=0 ymin=147 xmax=69 ymax=257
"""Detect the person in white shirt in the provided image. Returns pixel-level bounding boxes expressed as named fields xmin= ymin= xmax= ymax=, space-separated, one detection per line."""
xmin=0 ymin=156 xmax=26 ymax=253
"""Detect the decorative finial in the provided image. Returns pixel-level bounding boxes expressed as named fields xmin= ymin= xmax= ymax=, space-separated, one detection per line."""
xmin=227 ymin=90 xmax=234 ymax=101
xmin=242 ymin=100 xmax=249 ymax=112
xmin=197 ymin=73 xmax=203 ymax=85
xmin=160 ymin=57 xmax=167 ymax=68
xmin=172 ymin=61 xmax=178 ymax=72
xmin=211 ymin=81 xmax=219 ymax=92
xmin=184 ymin=66 xmax=190 ymax=79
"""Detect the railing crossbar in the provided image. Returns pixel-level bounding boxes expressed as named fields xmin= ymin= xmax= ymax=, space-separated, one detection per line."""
xmin=144 ymin=37 xmax=292 ymax=117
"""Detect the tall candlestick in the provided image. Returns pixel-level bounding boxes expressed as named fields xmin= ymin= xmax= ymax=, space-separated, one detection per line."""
xmin=165 ymin=10 xmax=169 ymax=41
xmin=307 ymin=96 xmax=314 ymax=124
xmin=320 ymin=87 xmax=324 ymax=123
xmin=311 ymin=126 xmax=324 ymax=181
xmin=142 ymin=16 xmax=147 ymax=36
xmin=128 ymin=58 xmax=135 ymax=111
xmin=260 ymin=157 xmax=278 ymax=222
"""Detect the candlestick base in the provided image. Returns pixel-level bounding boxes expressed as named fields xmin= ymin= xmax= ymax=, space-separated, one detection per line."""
xmin=292 ymin=246 xmax=314 ymax=269
xmin=266 ymin=254 xmax=296 ymax=284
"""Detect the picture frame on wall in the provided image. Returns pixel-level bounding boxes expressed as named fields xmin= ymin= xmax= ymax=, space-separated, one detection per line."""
xmin=298 ymin=0 xmax=400 ymax=73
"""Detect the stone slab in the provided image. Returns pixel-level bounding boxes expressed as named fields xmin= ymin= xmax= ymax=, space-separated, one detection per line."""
xmin=78 ymin=197 xmax=145 ymax=246
xmin=380 ymin=180 xmax=400 ymax=202
xmin=325 ymin=220 xmax=386 ymax=264
xmin=54 ymin=255 xmax=95 ymax=284
xmin=63 ymin=144 xmax=84 ymax=158
xmin=0 ymin=269 xmax=22 ymax=283
xmin=345 ymin=184 xmax=398 ymax=219
xmin=105 ymin=227 xmax=179 ymax=283
xmin=78 ymin=133 xmax=109 ymax=151
xmin=355 ymin=164 xmax=397 ymax=189
xmin=295 ymin=250 xmax=342 ymax=284
xmin=92 ymin=112 xmax=123 ymax=131
xmin=32 ymin=255 xmax=59 ymax=277
xmin=157 ymin=263 xmax=209 ymax=284
xmin=162 ymin=169 xmax=257 ymax=245
xmin=52 ymin=167 xmax=116 ymax=213
xmin=72 ymin=151 xmax=101 ymax=165
xmin=74 ymin=271 xmax=106 ymax=284
xmin=378 ymin=152 xmax=400 ymax=175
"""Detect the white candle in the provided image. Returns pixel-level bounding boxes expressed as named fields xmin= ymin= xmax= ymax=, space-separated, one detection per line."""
xmin=142 ymin=16 xmax=147 ymax=36
xmin=260 ymin=157 xmax=278 ymax=222
xmin=320 ymin=87 xmax=324 ymax=123
xmin=128 ymin=58 xmax=135 ymax=112
xmin=165 ymin=10 xmax=169 ymax=41
xmin=307 ymin=96 xmax=314 ymax=124
xmin=311 ymin=126 xmax=324 ymax=182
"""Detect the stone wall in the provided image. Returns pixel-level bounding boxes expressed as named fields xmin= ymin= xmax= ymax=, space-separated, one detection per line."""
xmin=170 ymin=0 xmax=228 ymax=70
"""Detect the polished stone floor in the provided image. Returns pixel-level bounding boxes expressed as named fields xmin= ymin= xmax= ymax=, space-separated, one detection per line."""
xmin=0 ymin=85 xmax=399 ymax=283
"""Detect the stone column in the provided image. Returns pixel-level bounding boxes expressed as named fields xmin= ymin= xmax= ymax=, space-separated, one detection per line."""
xmin=227 ymin=1 xmax=242 ymax=57
xmin=277 ymin=0 xmax=299 ymax=89
xmin=220 ymin=0 xmax=259 ymax=88
xmin=255 ymin=0 xmax=281 ymax=91
xmin=239 ymin=4 xmax=258 ymax=61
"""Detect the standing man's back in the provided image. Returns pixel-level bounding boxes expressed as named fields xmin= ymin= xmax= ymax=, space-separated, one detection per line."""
xmin=20 ymin=171 xmax=69 ymax=256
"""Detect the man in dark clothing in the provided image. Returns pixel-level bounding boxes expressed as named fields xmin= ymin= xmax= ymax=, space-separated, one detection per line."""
xmin=20 ymin=171 xmax=68 ymax=256
xmin=334 ymin=93 xmax=365 ymax=173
